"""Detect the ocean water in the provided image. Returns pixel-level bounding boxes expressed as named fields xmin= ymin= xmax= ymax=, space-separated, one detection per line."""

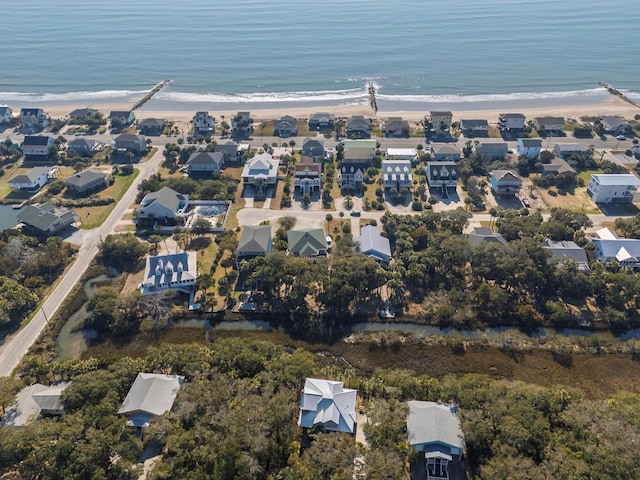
xmin=1 ymin=0 xmax=639 ymax=107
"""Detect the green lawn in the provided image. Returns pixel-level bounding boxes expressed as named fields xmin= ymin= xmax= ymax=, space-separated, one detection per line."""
xmin=77 ymin=169 xmax=139 ymax=229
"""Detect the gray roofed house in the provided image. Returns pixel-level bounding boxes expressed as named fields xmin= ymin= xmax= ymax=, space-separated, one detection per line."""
xmin=63 ymin=168 xmax=110 ymax=194
xmin=67 ymin=137 xmax=100 ymax=155
xmin=383 ymin=117 xmax=410 ymax=138
xmin=459 ymin=119 xmax=488 ymax=135
xmin=288 ymin=228 xmax=328 ymax=257
xmin=544 ymin=240 xmax=589 ymax=271
xmin=138 ymin=118 xmax=166 ymax=135
xmin=498 ymin=113 xmax=526 ymax=130
xmin=21 ymin=135 xmax=54 ymax=160
xmin=31 ymin=382 xmax=71 ymax=416
xmin=541 ymin=157 xmax=577 ymax=176
xmin=137 ymin=186 xmax=189 ymax=221
xmin=192 ymin=111 xmax=215 ymax=134
xmin=118 ymin=373 xmax=184 ymax=429
xmin=0 ymin=105 xmax=13 ymax=124
xmin=186 ymin=151 xmax=225 ymax=177
xmin=298 ymin=378 xmax=357 ymax=434
xmin=426 ymin=162 xmax=459 ymax=192
xmin=382 ymin=159 xmax=412 ymax=192
xmin=431 ymin=144 xmax=460 ymax=161
xmin=140 ymin=251 xmax=197 ymax=294
xmin=113 ymin=133 xmax=147 ymax=152
xmin=354 ymin=225 xmax=392 ymax=265
xmin=69 ymin=107 xmax=99 ymax=120
xmin=20 ymin=108 xmax=50 ymax=128
xmin=17 ymin=202 xmax=77 ymax=235
xmin=534 ymin=116 xmax=565 ymax=132
xmin=590 ymin=227 xmax=640 ymax=268
xmin=346 ymin=115 xmax=371 ymax=139
xmin=407 ymin=401 xmax=466 ymax=480
xmin=490 ymin=170 xmax=522 ymax=195
xmin=302 ymin=137 xmax=325 ymax=161
xmin=237 ymin=225 xmax=272 ymax=266
xmin=516 ymin=138 xmax=542 ymax=159
xmin=473 ymin=142 xmax=508 ymax=160
xmin=309 ymin=112 xmax=335 ymax=131
xmin=109 ymin=110 xmax=135 ymax=126
xmin=231 ymin=111 xmax=252 ymax=139
xmin=601 ymin=116 xmax=629 ymax=134
xmin=274 ymin=115 xmax=298 ymax=137
xmin=466 ymin=226 xmax=508 ymax=247
xmin=553 ymin=143 xmax=589 ymax=159
xmin=9 ymin=166 xmax=52 ymax=192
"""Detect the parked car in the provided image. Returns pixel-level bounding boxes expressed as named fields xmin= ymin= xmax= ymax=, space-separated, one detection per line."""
xmin=350 ymin=210 xmax=361 ymax=217
xmin=617 ymin=134 xmax=626 ymax=140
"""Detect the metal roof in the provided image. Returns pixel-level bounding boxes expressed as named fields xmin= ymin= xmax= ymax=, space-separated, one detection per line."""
xmin=590 ymin=174 xmax=640 ymax=186
xmin=407 ymin=401 xmax=466 ymax=451
xmin=118 ymin=373 xmax=184 ymax=420
xmin=298 ymin=378 xmax=357 ymax=434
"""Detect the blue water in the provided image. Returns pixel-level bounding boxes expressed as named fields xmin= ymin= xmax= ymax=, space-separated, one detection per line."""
xmin=0 ymin=205 xmax=20 ymax=231
xmin=1 ymin=0 xmax=639 ymax=105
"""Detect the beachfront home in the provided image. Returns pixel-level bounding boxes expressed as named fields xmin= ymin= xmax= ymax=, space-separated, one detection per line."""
xmin=294 ymin=158 xmax=322 ymax=195
xmin=346 ymin=115 xmax=371 ymax=139
xmin=490 ymin=170 xmax=522 ymax=195
xmin=340 ymin=159 xmax=368 ymax=192
xmin=543 ymin=240 xmax=589 ymax=271
xmin=516 ymin=138 xmax=542 ymax=159
xmin=17 ymin=203 xmax=77 ymax=236
xmin=459 ymin=119 xmax=488 ymax=136
xmin=236 ymin=225 xmax=272 ymax=267
xmin=0 ymin=106 xmax=13 ymax=124
xmin=541 ymin=157 xmax=576 ymax=176
xmin=429 ymin=111 xmax=453 ymax=134
xmin=118 ymin=373 xmax=184 ymax=431
xmin=473 ymin=142 xmax=508 ymax=161
xmin=231 ymin=111 xmax=252 ymax=139
xmin=498 ymin=113 xmax=526 ymax=131
xmin=382 ymin=160 xmax=412 ymax=192
xmin=590 ymin=227 xmax=640 ymax=268
xmin=383 ymin=117 xmax=410 ymax=137
xmin=186 ymin=151 xmax=225 ymax=177
xmin=407 ymin=401 xmax=466 ymax=480
xmin=601 ymin=116 xmax=630 ymax=135
xmin=113 ymin=133 xmax=147 ymax=153
xmin=192 ymin=111 xmax=215 ymax=135
xmin=343 ymin=139 xmax=377 ymax=161
xmin=586 ymin=174 xmax=640 ymax=204
xmin=139 ymin=252 xmax=197 ymax=295
xmin=301 ymin=137 xmax=325 ymax=161
xmin=534 ymin=116 xmax=565 ymax=133
xmin=274 ymin=115 xmax=298 ymax=137
xmin=386 ymin=147 xmax=417 ymax=162
xmin=288 ymin=229 xmax=327 ymax=257
xmin=298 ymin=378 xmax=357 ymax=434
xmin=69 ymin=108 xmax=100 ymax=122
xmin=466 ymin=226 xmax=508 ymax=248
xmin=63 ymin=168 xmax=110 ymax=195
xmin=137 ymin=186 xmax=189 ymax=222
xmin=9 ymin=166 xmax=52 ymax=192
xmin=430 ymin=144 xmax=460 ymax=161
xmin=426 ymin=161 xmax=459 ymax=194
xmin=109 ymin=110 xmax=135 ymax=128
xmin=21 ymin=135 xmax=54 ymax=161
xmin=553 ymin=143 xmax=589 ymax=160
xmin=67 ymin=138 xmax=101 ymax=156
xmin=309 ymin=112 xmax=335 ymax=132
xmin=20 ymin=108 xmax=50 ymax=129
xmin=138 ymin=118 xmax=166 ymax=135
xmin=354 ymin=225 xmax=392 ymax=266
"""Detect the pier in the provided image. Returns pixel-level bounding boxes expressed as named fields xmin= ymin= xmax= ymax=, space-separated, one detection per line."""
xmin=131 ymin=79 xmax=171 ymax=111
xmin=599 ymin=82 xmax=640 ymax=109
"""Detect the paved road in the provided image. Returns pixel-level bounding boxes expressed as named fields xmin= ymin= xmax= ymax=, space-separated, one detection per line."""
xmin=0 ymin=149 xmax=165 ymax=377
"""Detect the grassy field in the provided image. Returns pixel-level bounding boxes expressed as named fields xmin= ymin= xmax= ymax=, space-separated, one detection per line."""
xmin=537 ymin=186 xmax=599 ymax=213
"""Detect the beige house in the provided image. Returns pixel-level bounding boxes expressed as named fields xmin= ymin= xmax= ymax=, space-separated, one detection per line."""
xmin=429 ymin=111 xmax=453 ymax=134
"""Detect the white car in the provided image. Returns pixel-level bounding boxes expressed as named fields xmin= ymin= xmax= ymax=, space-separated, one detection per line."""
xmin=616 ymin=134 xmax=626 ymax=141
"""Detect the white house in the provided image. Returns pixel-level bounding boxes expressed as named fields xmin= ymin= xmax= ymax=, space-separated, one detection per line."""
xmin=139 ymin=252 xmax=197 ymax=295
xmin=516 ymin=138 xmax=542 ymax=159
xmin=382 ymin=160 xmax=412 ymax=192
xmin=386 ymin=147 xmax=416 ymax=162
xmin=192 ymin=111 xmax=215 ymax=134
xmin=21 ymin=135 xmax=54 ymax=159
xmin=354 ymin=225 xmax=392 ymax=265
xmin=118 ymin=373 xmax=184 ymax=429
xmin=473 ymin=142 xmax=508 ymax=160
xmin=294 ymin=160 xmax=322 ymax=195
xmin=590 ymin=227 xmax=640 ymax=268
xmin=0 ymin=105 xmax=13 ymax=124
xmin=9 ymin=166 xmax=52 ymax=192
xmin=429 ymin=111 xmax=453 ymax=133
xmin=586 ymin=174 xmax=640 ymax=204
xmin=20 ymin=108 xmax=50 ymax=128
xmin=498 ymin=113 xmax=526 ymax=130
xmin=137 ymin=186 xmax=189 ymax=221
xmin=298 ymin=378 xmax=357 ymax=434
xmin=241 ymin=153 xmax=279 ymax=187
xmin=459 ymin=119 xmax=488 ymax=135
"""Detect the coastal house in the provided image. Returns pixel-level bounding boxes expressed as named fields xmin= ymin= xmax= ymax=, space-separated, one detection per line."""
xmin=383 ymin=117 xmax=410 ymax=137
xmin=466 ymin=226 xmax=508 ymax=248
xmin=186 ymin=151 xmax=225 ymax=177
xmin=386 ymin=147 xmax=417 ymax=162
xmin=516 ymin=138 xmax=542 ymax=159
xmin=553 ymin=143 xmax=589 ymax=160
xmin=407 ymin=401 xmax=466 ymax=480
xmin=429 ymin=111 xmax=453 ymax=134
xmin=118 ymin=373 xmax=184 ymax=430
xmin=9 ymin=166 xmax=52 ymax=192
xmin=346 ymin=115 xmax=371 ymax=139
xmin=294 ymin=157 xmax=322 ymax=195
xmin=137 ymin=186 xmax=189 ymax=222
xmin=241 ymin=153 xmax=279 ymax=192
xmin=138 ymin=118 xmax=166 ymax=135
xmin=231 ymin=111 xmax=252 ymax=139
xmin=426 ymin=161 xmax=459 ymax=194
xmin=63 ymin=168 xmax=110 ymax=194
xmin=343 ymin=139 xmax=377 ymax=161
xmin=309 ymin=112 xmax=335 ymax=132
xmin=543 ymin=240 xmax=589 ymax=271
xmin=590 ymin=227 xmax=640 ymax=268
xmin=113 ymin=133 xmax=147 ymax=153
xmin=302 ymin=137 xmax=325 ymax=161
xmin=382 ymin=160 xmax=412 ymax=192
xmin=0 ymin=105 xmax=13 ymax=124
xmin=354 ymin=225 xmax=392 ymax=266
xmin=473 ymin=142 xmax=508 ymax=161
xmin=139 ymin=252 xmax=197 ymax=295
xmin=490 ymin=170 xmax=522 ymax=195
xmin=192 ymin=111 xmax=215 ymax=135
xmin=215 ymin=141 xmax=244 ymax=164
xmin=601 ymin=116 xmax=630 ymax=135
xmin=431 ymin=144 xmax=460 ymax=161
xmin=31 ymin=382 xmax=71 ymax=417
xmin=288 ymin=228 xmax=327 ymax=257
xmin=20 ymin=108 xmax=50 ymax=128
xmin=274 ymin=115 xmax=298 ymax=137
xmin=67 ymin=137 xmax=101 ymax=156
xmin=236 ymin=225 xmax=272 ymax=267
xmin=17 ymin=203 xmax=77 ymax=236
xmin=459 ymin=119 xmax=488 ymax=136
xmin=340 ymin=159 xmax=368 ymax=192
xmin=109 ymin=110 xmax=135 ymax=128
xmin=586 ymin=174 xmax=640 ymax=204
xmin=298 ymin=378 xmax=357 ymax=434
xmin=21 ymin=135 xmax=54 ymax=161
xmin=69 ymin=107 xmax=99 ymax=122
xmin=498 ymin=113 xmax=526 ymax=131
xmin=534 ymin=116 xmax=565 ymax=133
xmin=541 ymin=157 xmax=576 ymax=176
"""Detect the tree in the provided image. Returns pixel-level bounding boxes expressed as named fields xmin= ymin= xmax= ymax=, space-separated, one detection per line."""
xmin=301 ymin=194 xmax=311 ymax=207
xmin=148 ymin=234 xmax=163 ymax=253
xmin=99 ymin=234 xmax=148 ymax=272
xmin=279 ymin=216 xmax=297 ymax=231
xmin=191 ymin=217 xmax=213 ymax=236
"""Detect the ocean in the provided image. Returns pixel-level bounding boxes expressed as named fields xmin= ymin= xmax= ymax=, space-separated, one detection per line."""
xmin=1 ymin=0 xmax=639 ymax=109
